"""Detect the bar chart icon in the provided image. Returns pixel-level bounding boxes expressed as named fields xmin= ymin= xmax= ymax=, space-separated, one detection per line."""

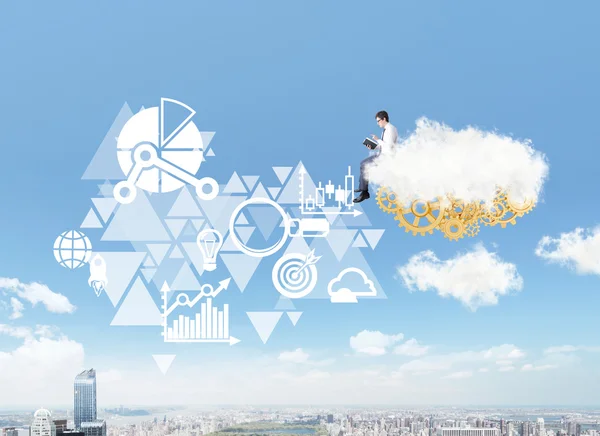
xmin=160 ymin=281 xmax=240 ymax=345
xmin=299 ymin=165 xmax=361 ymax=216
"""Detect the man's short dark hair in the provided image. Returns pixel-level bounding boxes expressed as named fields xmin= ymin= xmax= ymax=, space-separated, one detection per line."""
xmin=375 ymin=110 xmax=389 ymax=122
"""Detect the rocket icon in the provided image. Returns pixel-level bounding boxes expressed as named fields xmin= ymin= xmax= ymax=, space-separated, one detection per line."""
xmin=88 ymin=254 xmax=108 ymax=297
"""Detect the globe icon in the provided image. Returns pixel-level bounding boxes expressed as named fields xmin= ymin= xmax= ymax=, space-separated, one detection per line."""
xmin=53 ymin=230 xmax=93 ymax=269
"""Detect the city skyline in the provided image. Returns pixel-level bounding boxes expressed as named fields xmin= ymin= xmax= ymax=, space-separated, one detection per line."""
xmin=1 ymin=0 xmax=600 ymax=408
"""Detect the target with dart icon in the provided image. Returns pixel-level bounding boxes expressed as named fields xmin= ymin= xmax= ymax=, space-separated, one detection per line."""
xmin=272 ymin=250 xmax=321 ymax=299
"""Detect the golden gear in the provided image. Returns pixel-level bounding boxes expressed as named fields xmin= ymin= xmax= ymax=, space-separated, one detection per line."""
xmin=440 ymin=217 xmax=465 ymax=241
xmin=465 ymin=220 xmax=480 ymax=237
xmin=446 ymin=195 xmax=465 ymax=219
xmin=481 ymin=192 xmax=508 ymax=226
xmin=394 ymin=198 xmax=446 ymax=236
xmin=504 ymin=192 xmax=535 ymax=217
xmin=461 ymin=201 xmax=483 ymax=223
xmin=376 ymin=187 xmax=401 ymax=214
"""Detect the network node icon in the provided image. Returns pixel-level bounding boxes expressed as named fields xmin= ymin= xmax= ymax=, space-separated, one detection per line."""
xmin=113 ymin=98 xmax=219 ymax=204
xmin=272 ymin=250 xmax=321 ymax=299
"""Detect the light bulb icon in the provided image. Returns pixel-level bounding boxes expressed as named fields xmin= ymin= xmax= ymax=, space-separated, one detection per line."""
xmin=196 ymin=229 xmax=223 ymax=272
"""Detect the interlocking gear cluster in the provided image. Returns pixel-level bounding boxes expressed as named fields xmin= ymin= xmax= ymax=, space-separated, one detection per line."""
xmin=376 ymin=188 xmax=535 ymax=241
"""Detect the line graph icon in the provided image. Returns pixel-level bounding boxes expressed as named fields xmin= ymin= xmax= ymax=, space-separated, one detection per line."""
xmin=272 ymin=250 xmax=320 ymax=299
xmin=113 ymin=98 xmax=219 ymax=204
xmin=160 ymin=279 xmax=240 ymax=345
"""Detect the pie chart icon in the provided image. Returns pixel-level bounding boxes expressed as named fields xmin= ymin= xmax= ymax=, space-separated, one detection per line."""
xmin=114 ymin=98 xmax=217 ymax=203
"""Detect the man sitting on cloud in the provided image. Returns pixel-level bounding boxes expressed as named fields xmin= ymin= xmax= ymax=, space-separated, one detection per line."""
xmin=354 ymin=110 xmax=399 ymax=204
xmin=364 ymin=117 xmax=549 ymax=209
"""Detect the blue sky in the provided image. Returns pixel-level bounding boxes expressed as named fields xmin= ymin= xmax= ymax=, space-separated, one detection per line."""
xmin=1 ymin=1 xmax=600 ymax=407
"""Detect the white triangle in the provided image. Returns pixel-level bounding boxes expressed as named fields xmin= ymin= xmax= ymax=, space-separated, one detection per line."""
xmin=171 ymin=262 xmax=201 ymax=290
xmin=165 ymin=219 xmax=187 ymax=239
xmin=92 ymin=198 xmax=118 ymax=224
xmin=247 ymin=312 xmax=283 ymax=344
xmin=200 ymin=132 xmax=216 ymax=149
xmin=206 ymin=148 xmax=215 ymax=157
xmin=273 ymin=167 xmax=293 ymax=184
xmin=167 ymin=188 xmax=203 ymax=217
xmin=192 ymin=219 xmax=205 ymax=231
xmin=287 ymin=311 xmax=303 ymax=326
xmin=235 ymin=213 xmax=249 ymax=225
xmin=81 ymin=209 xmax=103 ymax=229
xmin=321 ymin=207 xmax=341 ymax=224
xmin=220 ymin=254 xmax=261 ymax=292
xmin=152 ymin=354 xmax=176 ymax=375
xmin=352 ymin=233 xmax=369 ymax=248
xmin=251 ymin=183 xmax=270 ymax=199
xmin=363 ymin=229 xmax=385 ymax=249
xmin=242 ymin=175 xmax=259 ymax=190
xmin=110 ymin=277 xmax=162 ymax=326
xmin=274 ymin=295 xmax=296 ymax=310
xmin=143 ymin=254 xmax=157 ymax=267
xmin=267 ymin=187 xmax=281 ymax=200
xmin=169 ymin=246 xmax=184 ymax=259
xmin=223 ymin=172 xmax=247 ymax=194
xmin=146 ymin=244 xmax=171 ymax=266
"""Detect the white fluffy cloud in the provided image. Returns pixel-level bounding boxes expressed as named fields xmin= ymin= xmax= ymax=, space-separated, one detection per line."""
xmin=394 ymin=338 xmax=429 ymax=357
xmin=350 ymin=330 xmax=404 ymax=356
xmin=397 ymin=245 xmax=523 ymax=311
xmin=544 ymin=345 xmax=600 ymax=354
xmin=366 ymin=117 xmax=549 ymax=205
xmin=396 ymin=344 xmax=525 ymax=376
xmin=0 ymin=277 xmax=76 ymax=316
xmin=522 ymin=364 xmax=557 ymax=371
xmin=535 ymin=227 xmax=600 ymax=276
xmin=277 ymin=348 xmax=334 ymax=366
xmin=0 ymin=324 xmax=85 ymax=406
xmin=444 ymin=371 xmax=472 ymax=379
xmin=498 ymin=366 xmax=516 ymax=372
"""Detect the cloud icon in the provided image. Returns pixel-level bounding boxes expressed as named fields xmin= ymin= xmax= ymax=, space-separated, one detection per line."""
xmin=327 ymin=267 xmax=377 ymax=303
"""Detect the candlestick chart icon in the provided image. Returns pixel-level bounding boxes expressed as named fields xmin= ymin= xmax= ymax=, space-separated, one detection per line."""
xmin=160 ymin=279 xmax=240 ymax=345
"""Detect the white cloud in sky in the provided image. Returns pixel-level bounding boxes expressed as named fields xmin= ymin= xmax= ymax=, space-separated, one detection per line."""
xmin=544 ymin=345 xmax=600 ymax=354
xmin=277 ymin=349 xmax=335 ymax=366
xmin=522 ymin=364 xmax=557 ymax=371
xmin=366 ymin=117 xmax=549 ymax=205
xmin=397 ymin=245 xmax=523 ymax=311
xmin=9 ymin=297 xmax=24 ymax=320
xmin=350 ymin=330 xmax=404 ymax=356
xmin=393 ymin=338 xmax=429 ymax=357
xmin=443 ymin=371 xmax=472 ymax=379
xmin=498 ymin=366 xmax=516 ymax=372
xmin=0 ymin=277 xmax=76 ymax=316
xmin=535 ymin=227 xmax=600 ymax=276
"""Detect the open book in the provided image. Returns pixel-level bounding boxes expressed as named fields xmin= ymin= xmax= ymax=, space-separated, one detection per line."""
xmin=363 ymin=137 xmax=378 ymax=150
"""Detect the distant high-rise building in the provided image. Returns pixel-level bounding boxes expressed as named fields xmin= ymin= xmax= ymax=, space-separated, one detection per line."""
xmin=80 ymin=422 xmax=105 ymax=436
xmin=521 ymin=422 xmax=530 ymax=436
xmin=575 ymin=424 xmax=581 ymax=436
xmin=328 ymin=415 xmax=334 ymax=424
xmin=536 ymin=419 xmax=545 ymax=436
xmin=4 ymin=428 xmax=19 ymax=436
xmin=74 ymin=369 xmax=97 ymax=430
xmin=30 ymin=409 xmax=56 ymax=436
xmin=53 ymin=421 xmax=67 ymax=434
xmin=440 ymin=428 xmax=500 ymax=436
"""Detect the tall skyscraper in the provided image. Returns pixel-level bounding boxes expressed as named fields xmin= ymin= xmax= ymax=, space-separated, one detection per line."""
xmin=74 ymin=369 xmax=97 ymax=430
xmin=80 ymin=422 xmax=106 ymax=436
xmin=30 ymin=409 xmax=56 ymax=436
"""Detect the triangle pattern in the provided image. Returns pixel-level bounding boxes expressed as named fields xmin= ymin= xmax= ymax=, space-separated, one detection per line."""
xmin=180 ymin=242 xmax=206 ymax=276
xmin=326 ymin=229 xmax=358 ymax=261
xmin=206 ymin=148 xmax=215 ymax=157
xmin=167 ymin=187 xmax=203 ymax=217
xmin=146 ymin=244 xmax=171 ymax=266
xmin=267 ymin=187 xmax=281 ymax=200
xmin=251 ymin=183 xmax=270 ymax=200
xmin=110 ymin=277 xmax=162 ymax=326
xmin=278 ymin=162 xmax=317 ymax=204
xmin=274 ymin=296 xmax=296 ymax=310
xmin=182 ymin=220 xmax=197 ymax=237
xmin=169 ymin=246 xmax=184 ymax=259
xmin=200 ymin=195 xmax=247 ymax=238
xmin=152 ymin=354 xmax=176 ymax=375
xmin=220 ymin=234 xmax=242 ymax=252
xmin=171 ymin=262 xmax=201 ymax=290
xmin=200 ymin=132 xmax=215 ymax=149
xmin=101 ymin=192 xmax=171 ymax=242
xmin=141 ymin=268 xmax=157 ymax=282
xmin=248 ymin=204 xmax=282 ymax=240
xmin=223 ymin=172 xmax=247 ymax=194
xmin=98 ymin=181 xmax=114 ymax=197
xmin=363 ymin=229 xmax=385 ymax=249
xmin=247 ymin=311 xmax=283 ymax=344
xmin=287 ymin=311 xmax=303 ymax=326
xmin=82 ymin=103 xmax=133 ymax=180
xmin=352 ymin=233 xmax=369 ymax=248
xmin=143 ymin=254 xmax=157 ymax=267
xmin=220 ymin=253 xmax=261 ymax=292
xmin=192 ymin=219 xmax=205 ymax=231
xmin=321 ymin=207 xmax=341 ymax=224
xmin=235 ymin=213 xmax=249 ymax=225
xmin=273 ymin=166 xmax=293 ymax=184
xmin=80 ymin=209 xmax=103 ymax=229
xmin=342 ymin=204 xmax=372 ymax=227
xmin=165 ymin=219 xmax=187 ymax=239
xmin=236 ymin=226 xmax=255 ymax=245
xmin=242 ymin=175 xmax=259 ymax=191
xmin=94 ymin=252 xmax=146 ymax=307
xmin=92 ymin=198 xmax=118 ymax=224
